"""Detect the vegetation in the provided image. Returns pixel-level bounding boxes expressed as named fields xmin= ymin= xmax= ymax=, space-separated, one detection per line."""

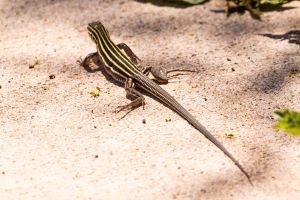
xmin=90 ymin=86 xmax=101 ymax=97
xmin=171 ymin=0 xmax=294 ymax=18
xmin=273 ymin=110 xmax=300 ymax=136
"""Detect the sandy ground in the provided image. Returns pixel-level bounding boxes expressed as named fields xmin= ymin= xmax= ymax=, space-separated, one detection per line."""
xmin=0 ymin=0 xmax=300 ymax=199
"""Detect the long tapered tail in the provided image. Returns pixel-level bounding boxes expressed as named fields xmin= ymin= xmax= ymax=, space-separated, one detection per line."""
xmin=136 ymin=75 xmax=252 ymax=183
xmin=174 ymin=105 xmax=252 ymax=183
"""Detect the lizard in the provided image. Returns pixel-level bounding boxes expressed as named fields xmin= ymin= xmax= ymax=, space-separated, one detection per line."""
xmin=81 ymin=21 xmax=251 ymax=183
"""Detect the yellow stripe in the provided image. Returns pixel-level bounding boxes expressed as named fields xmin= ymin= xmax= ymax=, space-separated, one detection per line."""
xmin=89 ymin=25 xmax=141 ymax=77
xmin=89 ymin=26 xmax=133 ymax=77
xmin=100 ymin=26 xmax=141 ymax=74
xmin=96 ymin=26 xmax=139 ymax=75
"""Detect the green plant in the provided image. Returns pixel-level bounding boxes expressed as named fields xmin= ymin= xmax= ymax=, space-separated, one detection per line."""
xmin=273 ymin=110 xmax=300 ymax=136
xmin=90 ymin=86 xmax=101 ymax=97
xmin=226 ymin=0 xmax=289 ymax=18
xmin=169 ymin=0 xmax=293 ymax=18
xmin=170 ymin=0 xmax=208 ymax=4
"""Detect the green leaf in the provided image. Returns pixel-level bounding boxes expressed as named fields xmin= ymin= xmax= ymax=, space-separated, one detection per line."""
xmin=165 ymin=118 xmax=172 ymax=122
xmin=29 ymin=56 xmax=40 ymax=69
xmin=261 ymin=0 xmax=289 ymax=5
xmin=273 ymin=110 xmax=300 ymax=136
xmin=90 ymin=86 xmax=101 ymax=97
xmin=225 ymin=133 xmax=235 ymax=138
xmin=170 ymin=0 xmax=208 ymax=4
xmin=226 ymin=0 xmax=292 ymax=18
xmin=248 ymin=6 xmax=261 ymax=16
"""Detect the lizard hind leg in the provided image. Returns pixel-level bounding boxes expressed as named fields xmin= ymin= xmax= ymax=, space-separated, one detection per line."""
xmin=115 ymin=78 xmax=145 ymax=118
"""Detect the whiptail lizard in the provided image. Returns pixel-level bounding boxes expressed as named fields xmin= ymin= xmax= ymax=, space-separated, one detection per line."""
xmin=81 ymin=21 xmax=251 ymax=183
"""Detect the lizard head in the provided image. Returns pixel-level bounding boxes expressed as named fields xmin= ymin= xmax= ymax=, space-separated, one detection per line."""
xmin=87 ymin=21 xmax=110 ymax=45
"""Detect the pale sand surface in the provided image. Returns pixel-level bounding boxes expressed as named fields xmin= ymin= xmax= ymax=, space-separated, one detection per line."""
xmin=0 ymin=0 xmax=300 ymax=199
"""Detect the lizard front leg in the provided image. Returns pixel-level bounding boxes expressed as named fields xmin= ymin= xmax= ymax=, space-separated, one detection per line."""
xmin=78 ymin=52 xmax=104 ymax=73
xmin=117 ymin=43 xmax=141 ymax=65
xmin=117 ymin=43 xmax=195 ymax=83
xmin=116 ymin=43 xmax=154 ymax=76
xmin=78 ymin=52 xmax=98 ymax=67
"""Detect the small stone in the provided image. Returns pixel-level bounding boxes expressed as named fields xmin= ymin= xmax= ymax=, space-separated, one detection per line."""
xmin=49 ymin=74 xmax=55 ymax=79
xmin=200 ymin=189 xmax=206 ymax=193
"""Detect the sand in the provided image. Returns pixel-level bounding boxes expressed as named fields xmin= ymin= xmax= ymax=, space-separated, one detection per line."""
xmin=0 ymin=0 xmax=300 ymax=199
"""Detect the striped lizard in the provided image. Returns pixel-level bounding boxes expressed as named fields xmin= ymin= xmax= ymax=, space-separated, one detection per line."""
xmin=81 ymin=21 xmax=251 ymax=183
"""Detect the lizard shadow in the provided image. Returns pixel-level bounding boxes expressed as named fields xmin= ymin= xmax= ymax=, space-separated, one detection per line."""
xmin=81 ymin=53 xmax=124 ymax=89
xmin=80 ymin=54 xmax=144 ymax=118
xmin=79 ymin=53 xmax=277 ymax=192
xmin=81 ymin=53 xmax=172 ymax=87
xmin=80 ymin=52 xmax=202 ymax=118
xmin=259 ymin=30 xmax=300 ymax=46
